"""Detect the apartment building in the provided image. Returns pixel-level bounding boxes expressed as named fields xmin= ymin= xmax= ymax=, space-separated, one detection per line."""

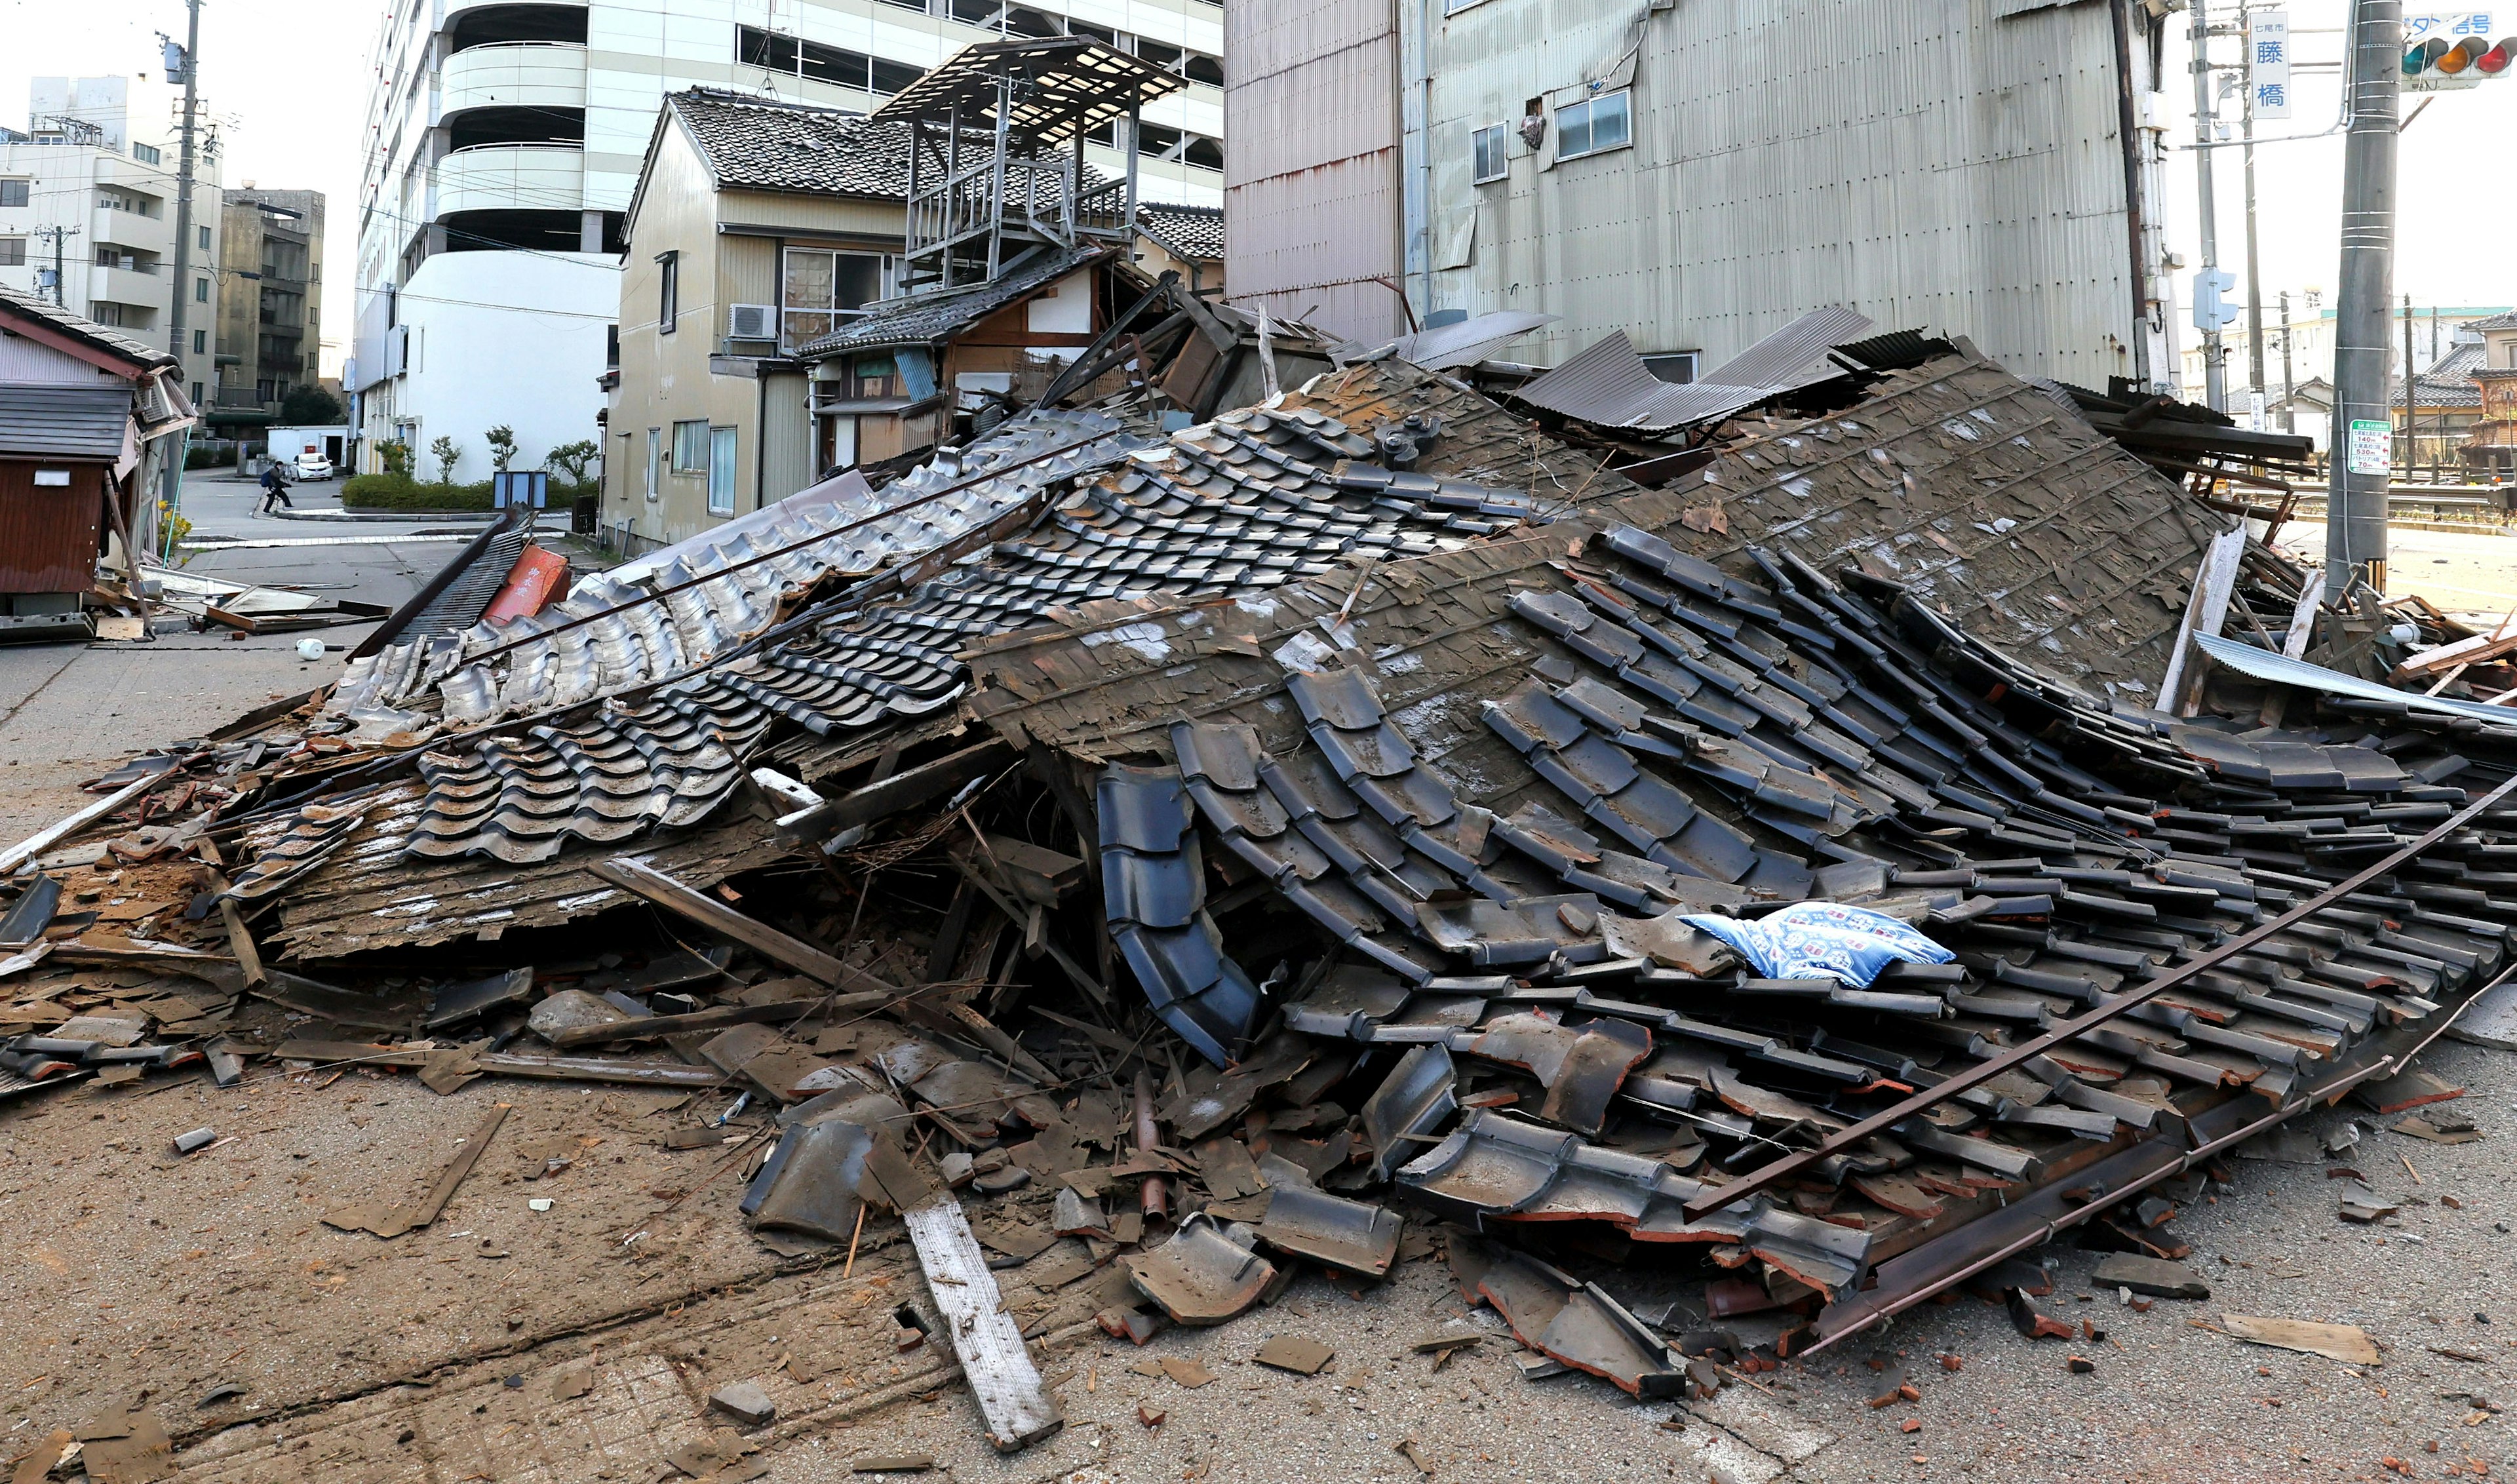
xmin=0 ymin=75 xmax=221 ymax=406
xmin=205 ymin=188 xmax=326 ymax=438
xmin=350 ymin=0 xmax=1226 ymax=483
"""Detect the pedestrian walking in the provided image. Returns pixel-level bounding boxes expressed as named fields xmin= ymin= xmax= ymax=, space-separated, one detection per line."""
xmin=258 ymin=459 xmax=294 ymax=513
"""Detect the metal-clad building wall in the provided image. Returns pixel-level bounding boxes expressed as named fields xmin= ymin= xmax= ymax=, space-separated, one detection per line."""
xmin=1420 ymin=0 xmax=2145 ymax=386
xmin=760 ymin=370 xmax=813 ymax=504
xmin=1224 ymin=0 xmax=1407 ymax=343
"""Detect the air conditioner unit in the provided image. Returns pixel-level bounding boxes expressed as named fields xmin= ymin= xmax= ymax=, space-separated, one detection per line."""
xmin=728 ymin=303 xmax=776 ymax=340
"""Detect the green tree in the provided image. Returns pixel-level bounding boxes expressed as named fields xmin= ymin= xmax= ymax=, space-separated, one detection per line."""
xmin=376 ymin=439 xmax=412 ymax=477
xmin=279 ymin=384 xmax=344 ymax=425
xmin=544 ymin=439 xmax=598 ymax=484
xmin=486 ymin=424 xmax=518 ymax=474
xmin=429 ymin=435 xmax=460 ymax=484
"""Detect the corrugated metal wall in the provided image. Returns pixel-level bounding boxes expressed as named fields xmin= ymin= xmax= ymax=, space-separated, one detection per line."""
xmin=760 ymin=370 xmax=813 ymax=504
xmin=1223 ymin=0 xmax=1407 ymax=343
xmin=1419 ymin=0 xmax=2143 ymax=384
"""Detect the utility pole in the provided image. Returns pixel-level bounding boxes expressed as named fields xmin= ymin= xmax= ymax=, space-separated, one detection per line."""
xmin=2241 ymin=5 xmax=2267 ymax=429
xmin=33 ymin=224 xmax=78 ymax=306
xmin=2279 ymin=289 xmax=2296 ymax=434
xmin=2191 ymin=0 xmax=2228 ymax=411
xmin=2326 ymin=0 xmax=2400 ymax=600
xmin=161 ymin=0 xmax=205 ymax=566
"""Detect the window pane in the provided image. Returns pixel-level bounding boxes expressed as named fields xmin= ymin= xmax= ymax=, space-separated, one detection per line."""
xmin=1555 ymin=101 xmax=1590 ymax=159
xmin=783 ymin=310 xmax=837 ymax=349
xmin=674 ymin=420 xmax=708 ymax=472
xmin=784 ymin=248 xmax=836 ymax=312
xmin=1591 ymin=92 xmax=1630 ymax=151
xmin=708 ymin=427 xmax=738 ymax=515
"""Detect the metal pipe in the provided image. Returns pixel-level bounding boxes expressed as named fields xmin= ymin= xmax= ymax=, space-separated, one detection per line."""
xmin=2405 ymin=292 xmax=2418 ymax=484
xmin=1133 ymin=1070 xmax=1167 ymax=1220
xmin=1684 ymin=769 xmax=2517 ymax=1222
xmin=2279 ymin=289 xmax=2296 ymax=433
xmin=2325 ymin=0 xmax=2401 ymax=600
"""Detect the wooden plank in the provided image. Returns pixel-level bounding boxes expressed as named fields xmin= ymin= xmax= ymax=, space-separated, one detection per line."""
xmin=2393 ymin=608 xmax=2517 ymax=678
xmin=545 ymin=992 xmax=893 ymax=1051
xmin=471 ymin=1052 xmax=728 ymax=1087
xmin=2280 ymin=572 xmax=2324 ymax=660
xmin=821 ymin=739 xmax=1013 ymax=833
xmin=404 ymin=1104 xmax=509 ymax=1230
xmin=2157 ymin=527 xmax=2247 ymax=716
xmin=2216 ymin=1314 xmax=2379 ymax=1365
xmin=590 ymin=857 xmax=898 ymax=997
xmin=0 ymin=760 xmax=177 ymax=875
xmin=903 ymin=1190 xmax=1064 ymax=1452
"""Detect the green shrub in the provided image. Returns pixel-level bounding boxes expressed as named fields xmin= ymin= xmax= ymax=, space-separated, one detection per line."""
xmin=340 ymin=475 xmax=497 ymax=511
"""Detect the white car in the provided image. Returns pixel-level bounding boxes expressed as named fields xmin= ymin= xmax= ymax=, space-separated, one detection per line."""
xmin=292 ymin=452 xmax=334 ymax=482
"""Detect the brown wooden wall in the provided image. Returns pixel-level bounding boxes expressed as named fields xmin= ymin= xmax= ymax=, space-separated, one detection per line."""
xmin=0 ymin=459 xmax=109 ymax=595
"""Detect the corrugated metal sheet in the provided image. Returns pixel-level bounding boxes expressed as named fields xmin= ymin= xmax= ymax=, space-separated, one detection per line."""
xmin=2195 ymin=633 xmax=2517 ymax=726
xmin=1700 ymin=305 xmax=1877 ymax=388
xmin=0 ymin=462 xmax=106 ymax=595
xmin=1513 ymin=309 xmax=1875 ymax=431
xmin=1224 ymin=0 xmax=1405 ymax=345
xmin=0 ymin=385 xmax=133 ymax=459
xmin=1414 ymin=0 xmax=2142 ymax=385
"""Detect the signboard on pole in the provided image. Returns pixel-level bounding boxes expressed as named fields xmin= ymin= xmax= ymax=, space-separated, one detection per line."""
xmin=2250 ymin=10 xmax=2294 ymax=119
xmin=2347 ymin=418 xmax=2394 ymax=477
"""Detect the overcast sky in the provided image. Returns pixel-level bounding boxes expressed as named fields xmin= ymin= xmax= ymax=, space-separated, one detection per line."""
xmin=0 ymin=0 xmax=2510 ymax=381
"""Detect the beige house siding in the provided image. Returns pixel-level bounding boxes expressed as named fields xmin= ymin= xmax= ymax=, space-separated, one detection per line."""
xmin=604 ymin=121 xmax=910 ymax=551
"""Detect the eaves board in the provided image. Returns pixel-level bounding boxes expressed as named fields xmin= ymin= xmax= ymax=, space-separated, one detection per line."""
xmin=267 ymin=789 xmax=789 ymax=960
xmin=1643 ymin=352 xmax=2230 ymax=695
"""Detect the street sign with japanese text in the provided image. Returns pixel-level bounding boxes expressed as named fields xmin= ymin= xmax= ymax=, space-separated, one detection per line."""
xmin=2250 ymin=10 xmax=2293 ymax=119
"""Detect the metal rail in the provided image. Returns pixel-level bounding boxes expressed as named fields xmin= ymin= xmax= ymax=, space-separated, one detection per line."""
xmin=1685 ymin=769 xmax=2517 ymax=1220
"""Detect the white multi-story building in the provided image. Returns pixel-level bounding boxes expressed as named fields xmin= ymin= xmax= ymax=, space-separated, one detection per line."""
xmin=351 ymin=0 xmax=1226 ymax=483
xmin=0 ymin=75 xmax=221 ymax=407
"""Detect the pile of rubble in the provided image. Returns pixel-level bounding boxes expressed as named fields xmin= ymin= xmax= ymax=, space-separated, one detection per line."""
xmin=5 ymin=313 xmax=2512 ymax=1455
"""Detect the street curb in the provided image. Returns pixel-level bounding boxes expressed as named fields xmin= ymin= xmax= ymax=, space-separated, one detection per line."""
xmin=263 ymin=507 xmax=500 ymax=524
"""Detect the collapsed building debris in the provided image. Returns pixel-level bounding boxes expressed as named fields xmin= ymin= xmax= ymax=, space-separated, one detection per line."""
xmin=7 ymin=309 xmax=2516 ymax=1461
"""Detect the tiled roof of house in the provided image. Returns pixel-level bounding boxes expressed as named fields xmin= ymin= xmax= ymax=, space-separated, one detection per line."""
xmin=1137 ymin=202 xmax=1222 ymax=264
xmin=669 ymin=91 xmax=916 ymax=199
xmin=0 ymin=282 xmax=177 ymax=372
xmin=796 ymin=244 xmax=1108 ymax=357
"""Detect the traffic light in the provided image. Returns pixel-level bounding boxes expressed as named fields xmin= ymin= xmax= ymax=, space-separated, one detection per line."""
xmin=2191 ymin=269 xmax=2240 ymax=334
xmin=2403 ymin=16 xmax=2516 ymax=90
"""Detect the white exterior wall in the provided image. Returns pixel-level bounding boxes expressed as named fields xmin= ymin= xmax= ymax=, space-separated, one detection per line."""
xmin=1392 ymin=0 xmax=2168 ymax=386
xmin=361 ymin=250 xmax=619 ymax=484
xmin=355 ymin=0 xmax=1226 ymax=474
xmin=3 ymin=77 xmax=223 ymax=404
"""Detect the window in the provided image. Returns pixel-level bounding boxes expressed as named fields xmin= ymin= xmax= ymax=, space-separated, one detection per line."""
xmin=645 ymin=427 xmax=663 ymax=502
xmin=195 ymin=277 xmax=210 ymax=302
xmin=0 ymin=180 xmax=27 ymax=207
xmin=707 ymin=426 xmax=737 ymax=515
xmin=191 ymin=381 xmax=203 ymax=404
xmin=737 ymin=26 xmax=927 ymax=95
xmin=0 ymin=238 xmax=22 ymax=267
xmin=1472 ymin=124 xmax=1508 ymax=184
xmin=672 ymin=420 xmax=709 ymax=473
xmin=199 ymin=225 xmax=211 ymax=250
xmin=1641 ymin=351 xmax=1699 ymax=385
xmin=1555 ymin=91 xmax=1631 ymax=161
xmin=1182 ymin=137 xmax=1224 ymax=172
xmin=780 ymin=247 xmax=883 ymax=351
xmin=606 ymin=322 xmax=619 ymax=368
xmin=133 ymin=142 xmax=161 ymax=165
xmin=192 ymin=328 xmax=206 ymax=354
xmin=656 ymin=250 xmax=678 ymax=334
